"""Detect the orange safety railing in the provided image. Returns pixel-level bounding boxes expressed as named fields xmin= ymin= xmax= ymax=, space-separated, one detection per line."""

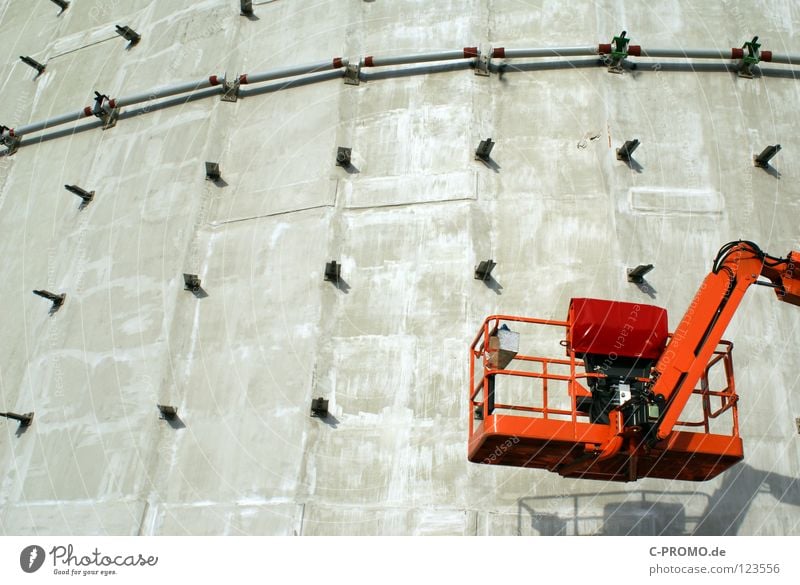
xmin=674 ymin=340 xmax=738 ymax=435
xmin=469 ymin=315 xmax=584 ymax=440
xmin=469 ymin=315 xmax=739 ymax=451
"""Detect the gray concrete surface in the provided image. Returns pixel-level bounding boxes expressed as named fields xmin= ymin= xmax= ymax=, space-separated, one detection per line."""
xmin=0 ymin=0 xmax=799 ymax=535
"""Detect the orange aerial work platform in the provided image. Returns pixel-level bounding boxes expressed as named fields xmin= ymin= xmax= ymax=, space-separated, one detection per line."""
xmin=468 ymin=308 xmax=740 ymax=482
xmin=468 ymin=241 xmax=800 ymax=482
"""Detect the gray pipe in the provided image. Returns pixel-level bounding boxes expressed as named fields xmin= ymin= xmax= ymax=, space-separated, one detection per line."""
xmin=640 ymin=48 xmax=732 ymax=59
xmin=494 ymin=47 xmax=597 ymax=59
xmin=114 ymin=76 xmax=222 ymax=108
xmin=768 ymin=53 xmax=800 ymax=65
xmin=14 ymin=108 xmax=91 ymax=136
xmin=4 ymin=45 xmax=800 ymax=146
xmin=1 ymin=60 xmax=342 ymax=142
xmin=8 ymin=77 xmax=225 ymax=138
xmin=363 ymin=50 xmax=472 ymax=67
xmin=241 ymin=59 xmax=347 ymax=84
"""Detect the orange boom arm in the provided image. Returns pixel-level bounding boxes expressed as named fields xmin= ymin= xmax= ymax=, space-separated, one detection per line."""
xmin=649 ymin=241 xmax=800 ymax=442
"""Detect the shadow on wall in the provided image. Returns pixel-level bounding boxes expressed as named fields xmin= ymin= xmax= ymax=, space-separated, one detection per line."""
xmin=693 ymin=463 xmax=800 ymax=535
xmin=517 ymin=464 xmax=800 ymax=535
xmin=518 ymin=489 xmax=698 ymax=536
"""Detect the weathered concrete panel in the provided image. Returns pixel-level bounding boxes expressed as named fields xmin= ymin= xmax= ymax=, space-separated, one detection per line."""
xmin=150 ymin=502 xmax=302 ymax=536
xmin=1 ymin=501 xmax=146 ymax=536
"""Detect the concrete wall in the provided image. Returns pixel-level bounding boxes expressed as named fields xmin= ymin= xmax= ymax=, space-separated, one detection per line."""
xmin=0 ymin=0 xmax=798 ymax=535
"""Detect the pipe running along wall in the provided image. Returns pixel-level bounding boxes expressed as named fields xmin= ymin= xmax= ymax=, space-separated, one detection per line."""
xmin=238 ymin=58 xmax=349 ymax=85
xmin=362 ymin=48 xmax=479 ymax=67
xmin=491 ymin=47 xmax=598 ymax=59
xmin=0 ymin=57 xmax=349 ymax=144
xmin=2 ymin=39 xmax=800 ymax=151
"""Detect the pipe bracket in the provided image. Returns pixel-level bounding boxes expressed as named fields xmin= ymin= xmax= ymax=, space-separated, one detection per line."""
xmin=92 ymin=92 xmax=119 ymax=129
xmin=220 ymin=76 xmax=240 ymax=102
xmin=99 ymin=109 xmax=119 ymax=130
xmin=474 ymin=51 xmax=491 ymax=76
xmin=738 ymin=36 xmax=761 ymax=78
xmin=343 ymin=62 xmax=361 ymax=85
xmin=0 ymin=126 xmax=21 ymax=155
xmin=607 ymin=30 xmax=630 ymax=73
